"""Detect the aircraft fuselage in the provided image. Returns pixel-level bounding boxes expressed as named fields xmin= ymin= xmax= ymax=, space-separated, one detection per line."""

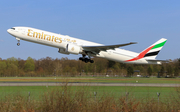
xmin=7 ymin=27 xmax=165 ymax=64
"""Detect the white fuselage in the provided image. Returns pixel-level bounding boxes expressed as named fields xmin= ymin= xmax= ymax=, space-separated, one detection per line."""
xmin=7 ymin=27 xmax=159 ymax=64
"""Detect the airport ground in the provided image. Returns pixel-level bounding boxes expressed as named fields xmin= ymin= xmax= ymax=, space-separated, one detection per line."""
xmin=0 ymin=77 xmax=179 ymax=111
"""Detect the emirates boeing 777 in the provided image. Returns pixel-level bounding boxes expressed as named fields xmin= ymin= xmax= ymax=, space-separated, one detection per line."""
xmin=7 ymin=27 xmax=167 ymax=64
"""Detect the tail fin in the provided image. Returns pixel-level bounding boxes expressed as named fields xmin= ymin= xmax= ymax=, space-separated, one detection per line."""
xmin=143 ymin=38 xmax=167 ymax=60
xmin=126 ymin=38 xmax=167 ymax=62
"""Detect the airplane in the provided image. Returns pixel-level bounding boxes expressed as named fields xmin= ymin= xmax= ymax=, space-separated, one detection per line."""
xmin=7 ymin=27 xmax=167 ymax=64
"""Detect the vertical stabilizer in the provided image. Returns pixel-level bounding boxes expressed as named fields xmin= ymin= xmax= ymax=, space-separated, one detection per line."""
xmin=143 ymin=38 xmax=167 ymax=59
xmin=126 ymin=38 xmax=167 ymax=62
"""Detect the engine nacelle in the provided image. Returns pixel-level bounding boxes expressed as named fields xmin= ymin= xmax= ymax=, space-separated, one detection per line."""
xmin=58 ymin=48 xmax=70 ymax=55
xmin=66 ymin=43 xmax=81 ymax=55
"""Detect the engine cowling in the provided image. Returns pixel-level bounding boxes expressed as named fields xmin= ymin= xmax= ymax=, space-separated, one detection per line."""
xmin=66 ymin=43 xmax=81 ymax=55
xmin=58 ymin=48 xmax=70 ymax=55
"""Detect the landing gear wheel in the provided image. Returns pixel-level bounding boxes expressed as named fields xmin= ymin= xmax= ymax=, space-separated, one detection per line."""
xmin=84 ymin=58 xmax=89 ymax=63
xmin=17 ymin=39 xmax=20 ymax=46
xmin=90 ymin=60 xmax=94 ymax=63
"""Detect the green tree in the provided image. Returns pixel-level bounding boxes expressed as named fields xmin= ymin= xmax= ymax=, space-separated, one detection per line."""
xmin=166 ymin=64 xmax=173 ymax=77
xmin=173 ymin=58 xmax=180 ymax=77
xmin=108 ymin=60 xmax=116 ymax=68
xmin=152 ymin=65 xmax=161 ymax=74
xmin=174 ymin=67 xmax=179 ymax=76
xmin=39 ymin=57 xmax=55 ymax=75
xmin=6 ymin=63 xmax=18 ymax=76
xmin=0 ymin=61 xmax=7 ymax=76
xmin=178 ymin=58 xmax=180 ymax=68
xmin=63 ymin=65 xmax=70 ymax=76
xmin=84 ymin=64 xmax=89 ymax=75
xmin=24 ymin=57 xmax=35 ymax=72
xmin=147 ymin=66 xmax=153 ymax=76
xmin=71 ymin=67 xmax=77 ymax=77
xmin=159 ymin=66 xmax=165 ymax=77
xmin=7 ymin=57 xmax=18 ymax=67
xmin=127 ymin=66 xmax=134 ymax=77
xmin=113 ymin=63 xmax=120 ymax=75
xmin=54 ymin=61 xmax=62 ymax=76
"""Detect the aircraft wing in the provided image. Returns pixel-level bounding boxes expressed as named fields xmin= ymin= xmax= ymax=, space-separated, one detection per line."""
xmin=82 ymin=42 xmax=137 ymax=54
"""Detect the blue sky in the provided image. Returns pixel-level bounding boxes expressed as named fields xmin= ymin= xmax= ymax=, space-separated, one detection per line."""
xmin=1 ymin=0 xmax=180 ymax=60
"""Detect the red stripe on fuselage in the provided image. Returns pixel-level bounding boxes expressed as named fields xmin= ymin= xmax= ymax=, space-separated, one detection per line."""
xmin=126 ymin=45 xmax=155 ymax=62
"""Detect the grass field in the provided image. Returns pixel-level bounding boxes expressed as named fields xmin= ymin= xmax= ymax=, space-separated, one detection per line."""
xmin=0 ymin=85 xmax=178 ymax=102
xmin=0 ymin=77 xmax=179 ymax=101
xmin=0 ymin=77 xmax=179 ymax=111
xmin=0 ymin=77 xmax=180 ymax=83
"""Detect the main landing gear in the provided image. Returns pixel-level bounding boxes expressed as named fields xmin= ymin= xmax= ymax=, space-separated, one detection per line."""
xmin=79 ymin=54 xmax=94 ymax=63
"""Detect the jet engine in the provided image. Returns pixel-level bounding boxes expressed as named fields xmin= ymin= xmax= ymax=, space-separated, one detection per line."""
xmin=58 ymin=43 xmax=82 ymax=55
xmin=66 ymin=43 xmax=82 ymax=55
xmin=58 ymin=48 xmax=70 ymax=55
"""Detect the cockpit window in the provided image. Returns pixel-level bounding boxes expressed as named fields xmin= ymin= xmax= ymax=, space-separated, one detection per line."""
xmin=11 ymin=28 xmax=15 ymax=30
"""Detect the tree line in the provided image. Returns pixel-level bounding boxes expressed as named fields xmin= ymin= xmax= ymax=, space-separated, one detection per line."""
xmin=0 ymin=57 xmax=179 ymax=77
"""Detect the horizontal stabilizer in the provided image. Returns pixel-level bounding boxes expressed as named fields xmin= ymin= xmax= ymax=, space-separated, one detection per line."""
xmin=146 ymin=59 xmax=169 ymax=62
xmin=146 ymin=59 xmax=170 ymax=64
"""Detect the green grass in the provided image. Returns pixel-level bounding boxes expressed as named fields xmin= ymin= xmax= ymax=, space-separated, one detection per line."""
xmin=0 ymin=77 xmax=179 ymax=102
xmin=0 ymin=86 xmax=179 ymax=111
xmin=0 ymin=86 xmax=177 ymax=102
xmin=0 ymin=77 xmax=179 ymax=111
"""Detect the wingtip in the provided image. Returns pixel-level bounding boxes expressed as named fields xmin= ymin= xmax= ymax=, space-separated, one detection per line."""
xmin=130 ymin=42 xmax=138 ymax=44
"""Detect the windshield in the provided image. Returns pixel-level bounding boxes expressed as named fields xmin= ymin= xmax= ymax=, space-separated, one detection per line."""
xmin=11 ymin=28 xmax=15 ymax=30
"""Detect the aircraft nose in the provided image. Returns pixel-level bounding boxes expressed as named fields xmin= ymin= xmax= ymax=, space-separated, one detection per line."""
xmin=7 ymin=29 xmax=11 ymax=34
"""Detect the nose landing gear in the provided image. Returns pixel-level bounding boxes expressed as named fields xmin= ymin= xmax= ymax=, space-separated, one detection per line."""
xmin=17 ymin=40 xmax=20 ymax=46
xmin=16 ymin=38 xmax=20 ymax=46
